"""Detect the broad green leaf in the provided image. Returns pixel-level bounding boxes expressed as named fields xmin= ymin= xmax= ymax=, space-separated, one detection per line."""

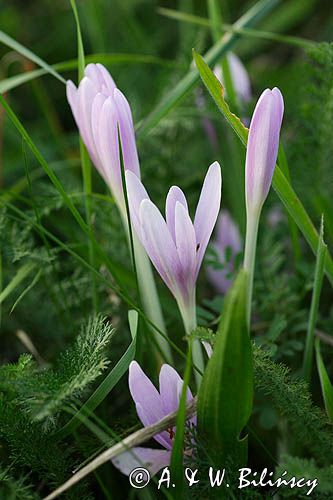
xmin=302 ymin=218 xmax=327 ymax=381
xmin=137 ymin=0 xmax=280 ymax=138
xmin=54 ymin=311 xmax=138 ymax=439
xmin=0 ymin=262 xmax=36 ymax=305
xmin=315 ymin=339 xmax=333 ymax=422
xmin=0 ymin=30 xmax=65 ymax=83
xmin=198 ymin=270 xmax=253 ymax=467
xmin=193 ymin=50 xmax=333 ymax=286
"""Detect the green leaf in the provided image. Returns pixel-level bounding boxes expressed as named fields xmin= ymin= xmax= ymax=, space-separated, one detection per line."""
xmin=193 ymin=49 xmax=333 ymax=286
xmin=0 ymin=30 xmax=65 ymax=84
xmin=54 ymin=311 xmax=138 ymax=439
xmin=198 ymin=270 xmax=253 ymax=467
xmin=137 ymin=0 xmax=279 ymax=138
xmin=315 ymin=339 xmax=333 ymax=423
xmin=302 ymin=218 xmax=327 ymax=381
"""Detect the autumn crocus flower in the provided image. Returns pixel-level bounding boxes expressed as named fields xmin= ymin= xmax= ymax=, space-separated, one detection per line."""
xmin=126 ymin=162 xmax=221 ymax=325
xmin=66 ymin=63 xmax=140 ymax=214
xmin=66 ymin=64 xmax=172 ymax=363
xmin=207 ymin=210 xmax=242 ymax=294
xmin=243 ymin=87 xmax=284 ymax=325
xmin=112 ymin=361 xmax=196 ymax=476
xmin=126 ymin=163 xmax=221 ymax=361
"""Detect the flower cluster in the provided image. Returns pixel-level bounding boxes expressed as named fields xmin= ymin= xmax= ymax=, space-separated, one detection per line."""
xmin=67 ymin=60 xmax=284 ymax=479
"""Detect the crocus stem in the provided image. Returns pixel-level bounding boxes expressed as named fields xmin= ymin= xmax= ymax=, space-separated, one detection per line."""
xmin=132 ymin=233 xmax=173 ymax=364
xmin=243 ymin=208 xmax=260 ymax=328
xmin=178 ymin=292 xmax=205 ymax=387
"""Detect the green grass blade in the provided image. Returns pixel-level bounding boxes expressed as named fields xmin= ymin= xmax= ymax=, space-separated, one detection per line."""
xmin=192 ymin=49 xmax=333 ymax=285
xmin=0 ymin=54 xmax=183 ymax=94
xmin=169 ymin=342 xmax=192 ymax=493
xmin=54 ymin=311 xmax=138 ymax=439
xmin=0 ymin=69 xmax=45 ymax=94
xmin=0 ymin=262 xmax=36 ymax=305
xmin=0 ymin=30 xmax=65 ymax=83
xmin=137 ymin=0 xmax=280 ymax=138
xmin=10 ymin=268 xmax=42 ymax=314
xmin=207 ymin=0 xmax=239 ymax=112
xmin=157 ymin=7 xmax=314 ymax=49
xmin=303 ymin=218 xmax=327 ymax=382
xmin=315 ymin=339 xmax=333 ymax=422
xmin=70 ymin=0 xmax=85 ymax=79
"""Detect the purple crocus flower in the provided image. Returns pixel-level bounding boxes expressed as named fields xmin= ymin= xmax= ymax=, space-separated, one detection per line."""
xmin=66 ymin=63 xmax=140 ymax=213
xmin=207 ymin=210 xmax=242 ymax=294
xmin=67 ymin=63 xmax=173 ymax=363
xmin=245 ymin=87 xmax=284 ymax=214
xmin=243 ymin=87 xmax=284 ymax=326
xmin=125 ymin=162 xmax=222 ymax=332
xmin=112 ymin=361 xmax=195 ymax=476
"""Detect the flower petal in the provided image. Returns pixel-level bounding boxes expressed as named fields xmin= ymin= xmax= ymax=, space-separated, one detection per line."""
xmin=126 ymin=171 xmax=150 ymax=236
xmin=76 ymin=76 xmax=99 ymax=162
xmin=84 ymin=63 xmax=117 ymax=95
xmin=174 ymin=202 xmax=196 ymax=288
xmin=94 ymin=96 xmax=123 ymax=204
xmin=139 ymin=199 xmax=182 ymax=297
xmin=165 ymin=186 xmax=188 ymax=242
xmin=114 ymin=89 xmax=140 ymax=178
xmin=96 ymin=63 xmax=117 ymax=93
xmin=194 ymin=162 xmax=222 ymax=277
xmin=66 ymin=80 xmax=79 ymax=124
xmin=129 ymin=361 xmax=171 ymax=449
xmin=245 ymin=88 xmax=284 ymax=211
xmin=90 ymin=93 xmax=107 ymax=176
xmin=159 ymin=364 xmax=193 ymax=415
xmin=112 ymin=447 xmax=171 ymax=477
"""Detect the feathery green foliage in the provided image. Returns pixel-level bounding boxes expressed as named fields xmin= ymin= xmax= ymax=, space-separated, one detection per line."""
xmin=254 ymin=346 xmax=333 ymax=465
xmin=0 ymin=316 xmax=114 ymax=424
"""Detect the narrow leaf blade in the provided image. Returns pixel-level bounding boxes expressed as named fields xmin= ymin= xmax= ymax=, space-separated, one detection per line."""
xmin=193 ymin=49 xmax=333 ymax=286
xmin=315 ymin=339 xmax=333 ymax=423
